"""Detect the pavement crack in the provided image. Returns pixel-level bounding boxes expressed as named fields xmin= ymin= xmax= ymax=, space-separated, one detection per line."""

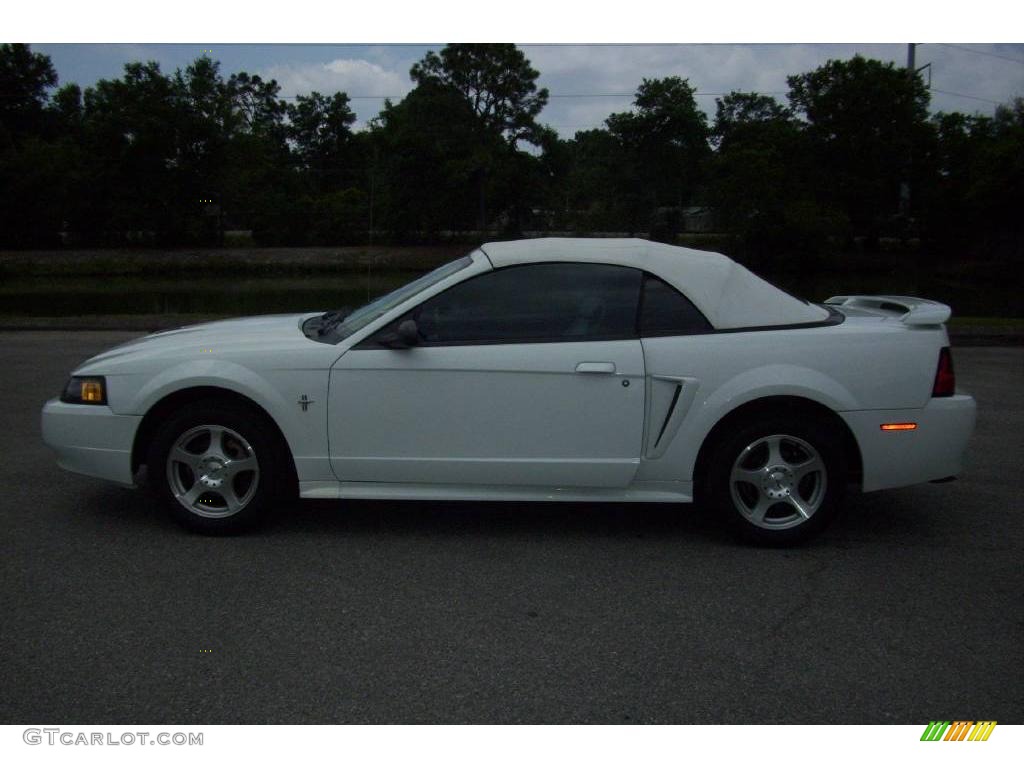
xmin=765 ymin=558 xmax=832 ymax=635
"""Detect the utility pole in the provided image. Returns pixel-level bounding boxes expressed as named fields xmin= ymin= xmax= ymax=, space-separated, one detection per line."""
xmin=899 ymin=44 xmax=917 ymax=221
xmin=367 ymin=147 xmax=376 ymax=302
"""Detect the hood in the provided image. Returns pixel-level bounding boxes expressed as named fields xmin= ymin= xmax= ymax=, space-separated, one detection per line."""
xmin=76 ymin=312 xmax=321 ymax=373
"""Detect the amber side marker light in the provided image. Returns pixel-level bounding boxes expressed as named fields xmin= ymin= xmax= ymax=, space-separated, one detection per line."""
xmin=81 ymin=380 xmax=104 ymax=402
xmin=60 ymin=376 xmax=107 ymax=405
xmin=881 ymin=423 xmax=918 ymax=431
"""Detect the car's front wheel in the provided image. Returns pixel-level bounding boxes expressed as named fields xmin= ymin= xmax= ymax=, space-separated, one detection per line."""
xmin=704 ymin=414 xmax=846 ymax=545
xmin=147 ymin=400 xmax=289 ymax=533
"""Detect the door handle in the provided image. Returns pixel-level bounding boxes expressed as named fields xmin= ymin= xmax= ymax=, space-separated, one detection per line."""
xmin=575 ymin=361 xmax=617 ymax=374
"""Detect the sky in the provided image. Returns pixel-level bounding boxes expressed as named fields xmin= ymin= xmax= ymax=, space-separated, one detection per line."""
xmin=32 ymin=43 xmax=1024 ymax=136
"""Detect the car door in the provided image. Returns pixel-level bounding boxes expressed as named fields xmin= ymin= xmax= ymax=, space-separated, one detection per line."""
xmin=328 ymin=262 xmax=646 ymax=488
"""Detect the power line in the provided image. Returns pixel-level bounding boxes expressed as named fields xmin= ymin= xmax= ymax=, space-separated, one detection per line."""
xmin=930 ymin=87 xmax=1003 ymax=105
xmin=276 ymin=90 xmax=786 ymax=101
xmin=279 ymin=95 xmax=390 ymax=100
xmin=931 ymin=43 xmax=1024 ymax=66
xmin=542 ymin=91 xmax=787 ymax=98
xmin=7 ymin=83 xmax=1009 ymax=110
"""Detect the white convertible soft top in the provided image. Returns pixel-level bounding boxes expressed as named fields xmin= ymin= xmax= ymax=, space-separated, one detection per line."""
xmin=480 ymin=238 xmax=829 ymax=329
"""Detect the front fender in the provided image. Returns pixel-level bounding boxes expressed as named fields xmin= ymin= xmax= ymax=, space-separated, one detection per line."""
xmin=110 ymin=359 xmax=333 ymax=483
xmin=114 ymin=359 xmax=293 ymax=423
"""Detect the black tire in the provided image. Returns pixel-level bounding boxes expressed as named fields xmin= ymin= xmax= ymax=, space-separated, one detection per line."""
xmin=146 ymin=399 xmax=291 ymax=534
xmin=703 ymin=413 xmax=847 ymax=546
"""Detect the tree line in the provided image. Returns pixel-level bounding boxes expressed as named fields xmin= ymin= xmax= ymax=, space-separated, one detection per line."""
xmin=0 ymin=42 xmax=1020 ymax=261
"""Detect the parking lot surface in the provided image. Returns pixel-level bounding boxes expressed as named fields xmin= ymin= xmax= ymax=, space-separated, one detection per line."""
xmin=1 ymin=332 xmax=1021 ymax=723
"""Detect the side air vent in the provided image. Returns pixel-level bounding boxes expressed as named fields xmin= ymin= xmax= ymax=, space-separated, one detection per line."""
xmin=654 ymin=383 xmax=683 ymax=447
xmin=644 ymin=376 xmax=699 ymax=460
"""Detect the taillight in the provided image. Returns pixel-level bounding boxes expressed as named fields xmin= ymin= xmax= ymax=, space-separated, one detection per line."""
xmin=932 ymin=347 xmax=956 ymax=397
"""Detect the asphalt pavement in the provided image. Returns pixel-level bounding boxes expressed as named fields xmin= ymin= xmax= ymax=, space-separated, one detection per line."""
xmin=1 ymin=332 xmax=1021 ymax=724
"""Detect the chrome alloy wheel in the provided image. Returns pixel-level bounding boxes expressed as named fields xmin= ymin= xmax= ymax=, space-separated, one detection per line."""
xmin=165 ymin=424 xmax=260 ymax=518
xmin=729 ymin=433 xmax=827 ymax=530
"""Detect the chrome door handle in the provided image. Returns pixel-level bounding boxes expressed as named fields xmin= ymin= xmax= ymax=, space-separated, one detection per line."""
xmin=575 ymin=361 xmax=617 ymax=374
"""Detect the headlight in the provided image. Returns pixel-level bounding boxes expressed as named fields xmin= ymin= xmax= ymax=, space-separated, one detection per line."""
xmin=60 ymin=376 xmax=107 ymax=405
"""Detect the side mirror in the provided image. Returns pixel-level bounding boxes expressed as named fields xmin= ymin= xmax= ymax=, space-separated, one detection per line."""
xmin=378 ymin=318 xmax=420 ymax=349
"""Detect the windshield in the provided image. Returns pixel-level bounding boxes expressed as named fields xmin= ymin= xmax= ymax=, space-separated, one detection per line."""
xmin=314 ymin=254 xmax=475 ymax=341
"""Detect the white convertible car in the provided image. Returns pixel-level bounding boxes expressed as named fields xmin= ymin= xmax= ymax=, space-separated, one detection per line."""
xmin=42 ymin=238 xmax=976 ymax=544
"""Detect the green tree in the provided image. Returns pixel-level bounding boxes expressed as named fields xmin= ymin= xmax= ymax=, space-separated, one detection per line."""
xmin=712 ymin=91 xmax=793 ymax=150
xmin=408 ymin=44 xmax=550 ymax=232
xmin=410 ymin=43 xmax=549 ymax=147
xmin=49 ymin=83 xmax=84 ymax=131
xmin=218 ymin=71 xmax=294 ymax=243
xmin=281 ymin=92 xmax=364 ymax=244
xmin=928 ymin=100 xmax=1024 ymax=260
xmin=79 ymin=61 xmax=180 ymax=240
xmin=0 ymin=45 xmax=64 ymax=246
xmin=287 ymin=91 xmax=357 ymax=185
xmin=605 ymin=77 xmax=711 ymax=236
xmin=227 ymin=71 xmax=288 ymax=136
xmin=370 ymin=81 xmax=493 ymax=239
xmin=968 ymin=99 xmax=1024 ymax=251
xmin=786 ymin=55 xmax=931 ymax=237
xmin=558 ymin=128 xmax=636 ymax=232
xmin=531 ymin=127 xmax=576 ymax=229
xmin=174 ymin=57 xmax=236 ymax=242
xmin=0 ymin=43 xmax=57 ymax=145
xmin=707 ymin=91 xmax=843 ymax=259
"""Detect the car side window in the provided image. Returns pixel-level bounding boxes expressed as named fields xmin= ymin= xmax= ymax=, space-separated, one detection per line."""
xmin=639 ymin=274 xmax=712 ymax=335
xmin=407 ymin=262 xmax=643 ymax=345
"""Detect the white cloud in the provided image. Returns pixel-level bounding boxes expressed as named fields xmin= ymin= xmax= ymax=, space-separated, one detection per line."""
xmin=263 ymin=57 xmax=409 ymax=97
xmin=261 ymin=58 xmax=411 ymax=127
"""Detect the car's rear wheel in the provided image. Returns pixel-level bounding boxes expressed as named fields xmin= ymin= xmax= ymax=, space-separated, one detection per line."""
xmin=147 ymin=400 xmax=288 ymax=533
xmin=704 ymin=415 xmax=846 ymax=545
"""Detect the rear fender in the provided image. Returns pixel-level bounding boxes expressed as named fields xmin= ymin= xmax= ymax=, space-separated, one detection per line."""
xmin=700 ymin=363 xmax=859 ymax=415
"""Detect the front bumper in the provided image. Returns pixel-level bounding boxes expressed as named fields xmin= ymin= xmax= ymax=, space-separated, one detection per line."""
xmin=41 ymin=399 xmax=141 ymax=486
xmin=840 ymin=394 xmax=977 ymax=492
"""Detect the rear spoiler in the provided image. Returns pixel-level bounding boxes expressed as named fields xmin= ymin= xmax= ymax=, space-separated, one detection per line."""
xmin=824 ymin=295 xmax=952 ymax=326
